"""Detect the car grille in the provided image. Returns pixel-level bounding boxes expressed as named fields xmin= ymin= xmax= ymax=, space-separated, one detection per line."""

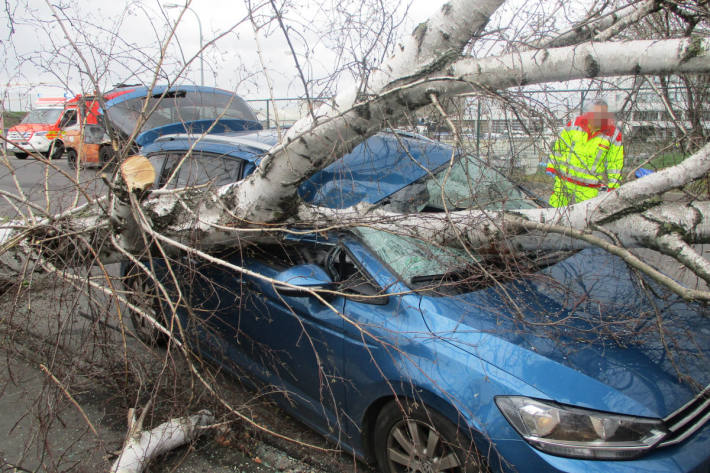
xmin=660 ymin=385 xmax=710 ymax=447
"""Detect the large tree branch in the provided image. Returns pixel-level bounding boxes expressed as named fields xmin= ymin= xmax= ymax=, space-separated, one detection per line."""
xmin=536 ymin=0 xmax=659 ymax=48
xmin=297 ymin=200 xmax=710 ymax=251
xmin=228 ymin=0 xmax=505 ymax=222
xmin=138 ymin=37 xmax=710 ymax=243
xmin=451 ymin=37 xmax=710 ymax=90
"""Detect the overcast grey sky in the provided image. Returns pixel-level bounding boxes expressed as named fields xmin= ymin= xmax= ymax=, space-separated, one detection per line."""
xmin=1 ymin=0 xmax=446 ymax=110
xmin=1 ymin=0 xmax=601 ymax=113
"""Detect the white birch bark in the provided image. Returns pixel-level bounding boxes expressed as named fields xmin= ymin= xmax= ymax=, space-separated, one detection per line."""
xmin=298 ymin=200 xmax=710 ymax=251
xmin=0 ymin=0 xmax=709 ymax=300
xmin=111 ymin=410 xmax=214 ymax=473
xmin=536 ymin=0 xmax=658 ymax=48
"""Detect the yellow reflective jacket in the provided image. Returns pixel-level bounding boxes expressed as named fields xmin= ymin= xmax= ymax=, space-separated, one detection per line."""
xmin=546 ymin=113 xmax=624 ymax=207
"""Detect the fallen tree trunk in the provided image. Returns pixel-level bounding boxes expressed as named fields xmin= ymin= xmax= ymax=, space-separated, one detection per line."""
xmin=111 ymin=409 xmax=214 ymax=473
xmin=0 ymin=1 xmax=708 ymax=301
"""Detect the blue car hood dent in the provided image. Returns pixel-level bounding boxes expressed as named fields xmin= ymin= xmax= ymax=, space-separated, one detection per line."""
xmin=419 ymin=248 xmax=710 ymax=418
xmin=299 ymin=134 xmax=452 ymax=208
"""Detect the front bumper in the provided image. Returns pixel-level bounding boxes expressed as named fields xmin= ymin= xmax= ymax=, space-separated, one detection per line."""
xmin=7 ymin=135 xmax=52 ymax=154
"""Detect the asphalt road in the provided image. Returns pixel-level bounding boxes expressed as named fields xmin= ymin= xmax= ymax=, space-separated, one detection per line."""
xmin=0 ymin=153 xmax=107 ymax=218
xmin=0 ymin=153 xmax=355 ymax=472
xmin=1 ymin=153 xmax=705 ymax=472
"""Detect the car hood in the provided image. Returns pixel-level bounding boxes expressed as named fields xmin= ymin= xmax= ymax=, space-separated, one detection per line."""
xmin=418 ymin=247 xmax=710 ymax=418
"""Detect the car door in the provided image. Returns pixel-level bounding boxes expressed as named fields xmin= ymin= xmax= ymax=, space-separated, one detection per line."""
xmin=184 ymin=238 xmax=347 ymax=433
xmin=299 ymin=241 xmax=405 ymax=444
xmin=333 ymin=239 xmax=431 ymax=442
xmin=236 ymin=240 xmax=347 ymax=432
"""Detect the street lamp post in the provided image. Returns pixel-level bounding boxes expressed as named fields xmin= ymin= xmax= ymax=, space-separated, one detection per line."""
xmin=165 ymin=4 xmax=204 ymax=86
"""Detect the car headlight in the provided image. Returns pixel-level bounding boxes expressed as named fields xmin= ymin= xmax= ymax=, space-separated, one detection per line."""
xmin=495 ymin=396 xmax=667 ymax=460
xmin=34 ymin=131 xmax=47 ymax=137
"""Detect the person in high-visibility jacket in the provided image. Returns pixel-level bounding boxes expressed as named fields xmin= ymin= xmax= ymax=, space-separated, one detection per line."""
xmin=546 ymin=99 xmax=624 ymax=207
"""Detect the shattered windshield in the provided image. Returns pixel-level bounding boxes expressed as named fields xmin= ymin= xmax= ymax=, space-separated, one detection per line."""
xmin=106 ymin=90 xmax=258 ymax=136
xmin=355 ymin=227 xmax=477 ymax=283
xmin=425 ymin=154 xmax=537 ymax=211
xmin=382 ymin=153 xmax=538 ymax=212
xmin=362 ymin=154 xmax=542 ymax=287
xmin=21 ymin=108 xmax=63 ymax=125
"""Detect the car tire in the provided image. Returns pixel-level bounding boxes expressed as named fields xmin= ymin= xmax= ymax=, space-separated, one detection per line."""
xmin=373 ymin=400 xmax=487 ymax=473
xmin=48 ymin=141 xmax=64 ymax=159
xmin=100 ymin=146 xmax=115 ymax=169
xmin=66 ymin=149 xmax=78 ymax=169
xmin=124 ymin=266 xmax=170 ymax=346
xmin=14 ymin=152 xmax=28 ymax=160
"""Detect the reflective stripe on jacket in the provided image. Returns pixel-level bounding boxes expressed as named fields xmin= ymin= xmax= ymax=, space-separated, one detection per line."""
xmin=547 ymin=113 xmax=624 ymax=206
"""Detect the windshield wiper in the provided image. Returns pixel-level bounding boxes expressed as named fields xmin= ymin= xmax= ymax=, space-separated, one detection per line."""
xmin=410 ymin=269 xmax=468 ymax=286
xmin=410 ymin=274 xmax=446 ymax=285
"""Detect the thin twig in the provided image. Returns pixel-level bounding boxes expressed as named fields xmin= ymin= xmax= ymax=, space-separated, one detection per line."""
xmin=39 ymin=363 xmax=99 ymax=437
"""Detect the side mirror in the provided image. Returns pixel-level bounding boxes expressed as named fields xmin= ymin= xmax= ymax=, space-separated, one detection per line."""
xmin=274 ymin=264 xmax=334 ymax=297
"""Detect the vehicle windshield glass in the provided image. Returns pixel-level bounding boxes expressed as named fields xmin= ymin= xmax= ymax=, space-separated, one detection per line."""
xmin=424 ymin=154 xmax=538 ymax=211
xmin=355 ymin=227 xmax=476 ymax=283
xmin=361 ymin=154 xmax=542 ymax=286
xmin=21 ymin=108 xmax=63 ymax=125
xmin=107 ymin=90 xmax=258 ymax=135
xmin=381 ymin=153 xmax=539 ymax=213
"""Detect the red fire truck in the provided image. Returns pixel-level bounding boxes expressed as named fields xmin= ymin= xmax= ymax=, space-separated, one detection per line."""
xmin=61 ymin=94 xmax=112 ymax=168
xmin=61 ymin=88 xmax=135 ymax=168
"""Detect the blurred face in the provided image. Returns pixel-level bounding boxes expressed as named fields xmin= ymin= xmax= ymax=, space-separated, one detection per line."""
xmin=590 ymin=103 xmax=612 ymax=130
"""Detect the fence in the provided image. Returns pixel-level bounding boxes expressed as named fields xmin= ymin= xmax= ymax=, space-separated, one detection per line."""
xmin=245 ymin=83 xmax=707 ymax=175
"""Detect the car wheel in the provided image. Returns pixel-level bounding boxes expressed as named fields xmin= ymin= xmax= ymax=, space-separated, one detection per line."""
xmin=66 ymin=149 xmax=78 ymax=169
xmin=100 ymin=146 xmax=116 ymax=169
xmin=14 ymin=152 xmax=28 ymax=160
xmin=374 ymin=401 xmax=486 ymax=473
xmin=124 ymin=266 xmax=170 ymax=346
xmin=49 ymin=141 xmax=64 ymax=159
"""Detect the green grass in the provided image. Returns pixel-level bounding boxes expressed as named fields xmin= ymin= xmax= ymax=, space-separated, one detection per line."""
xmin=2 ymin=111 xmax=27 ymax=130
xmin=647 ymin=151 xmax=687 ymax=170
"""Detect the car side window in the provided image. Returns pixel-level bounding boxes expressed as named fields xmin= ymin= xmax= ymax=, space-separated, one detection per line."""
xmin=158 ymin=152 xmax=244 ymax=189
xmin=245 ymin=242 xmax=387 ymax=304
xmin=148 ymin=154 xmax=168 ymax=187
xmin=60 ymin=109 xmax=78 ymax=128
xmin=158 ymin=153 xmax=181 ymax=188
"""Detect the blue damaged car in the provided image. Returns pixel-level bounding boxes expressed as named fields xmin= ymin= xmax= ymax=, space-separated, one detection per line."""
xmin=123 ymin=128 xmax=710 ymax=473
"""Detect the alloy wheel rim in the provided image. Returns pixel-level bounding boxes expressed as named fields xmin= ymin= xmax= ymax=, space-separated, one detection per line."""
xmin=127 ymin=274 xmax=161 ymax=341
xmin=386 ymin=418 xmax=463 ymax=473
